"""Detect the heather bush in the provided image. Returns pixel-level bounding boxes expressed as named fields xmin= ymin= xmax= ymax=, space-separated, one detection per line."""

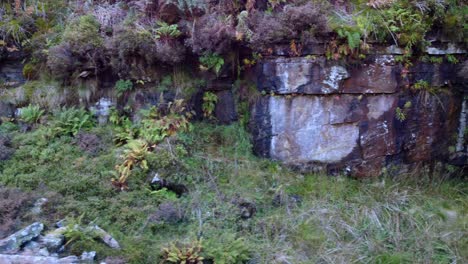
xmin=186 ymin=12 xmax=235 ymax=55
xmin=74 ymin=132 xmax=103 ymax=156
xmin=248 ymin=1 xmax=329 ymax=50
xmin=0 ymin=187 xmax=33 ymax=238
xmin=47 ymin=15 xmax=105 ymax=80
xmin=47 ymin=43 xmax=77 ymax=80
xmin=108 ymin=25 xmax=157 ymax=76
xmin=62 ymin=15 xmax=103 ymax=50
xmin=155 ymin=40 xmax=186 ymax=64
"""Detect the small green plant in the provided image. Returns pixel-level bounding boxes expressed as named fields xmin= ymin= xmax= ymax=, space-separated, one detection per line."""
xmin=19 ymin=104 xmax=44 ymax=124
xmin=161 ymin=240 xmax=204 ymax=264
xmin=109 ymin=108 xmax=138 ymax=146
xmin=22 ymin=63 xmax=37 ymax=79
xmin=63 ymin=216 xmax=98 ymax=248
xmin=336 ymin=26 xmax=361 ymax=50
xmin=413 ymin=80 xmax=429 ymax=90
xmin=139 ymin=100 xmax=192 ymax=145
xmin=112 ymin=100 xmax=192 ymax=190
xmin=150 ymin=187 xmax=178 ymax=201
xmin=155 ymin=21 xmax=181 ymax=40
xmin=202 ymin=92 xmax=218 ymax=118
xmin=52 ymin=107 xmax=94 ymax=136
xmin=112 ymin=139 xmax=150 ymax=191
xmin=445 ymin=54 xmax=459 ymax=64
xmin=199 ymin=53 xmax=224 ymax=76
xmin=395 ymin=107 xmax=406 ymax=121
xmin=115 ymin=79 xmax=133 ymax=97
xmin=396 ymin=101 xmax=412 ymax=122
xmin=429 ymin=56 xmax=443 ymax=64
xmin=204 ymin=234 xmax=251 ymax=264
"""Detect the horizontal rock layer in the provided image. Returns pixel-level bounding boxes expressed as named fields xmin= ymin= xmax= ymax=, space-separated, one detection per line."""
xmin=251 ymin=55 xmax=466 ymax=177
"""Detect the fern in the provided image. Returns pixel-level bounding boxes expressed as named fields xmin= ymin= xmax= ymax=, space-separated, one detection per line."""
xmin=155 ymin=21 xmax=181 ymax=40
xmin=199 ymin=53 xmax=224 ymax=76
xmin=19 ymin=104 xmax=44 ymax=124
xmin=52 ymin=107 xmax=95 ymax=136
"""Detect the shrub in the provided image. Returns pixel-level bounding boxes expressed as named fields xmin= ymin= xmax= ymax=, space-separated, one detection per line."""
xmin=107 ymin=25 xmax=157 ymax=76
xmin=51 ymin=107 xmax=95 ymax=136
xmin=62 ymin=15 xmax=103 ymax=49
xmin=0 ymin=187 xmax=32 ymax=238
xmin=186 ymin=12 xmax=235 ymax=54
xmin=248 ymin=2 xmax=329 ymax=50
xmin=155 ymin=40 xmax=186 ymax=65
xmin=18 ymin=104 xmax=44 ymax=124
xmin=73 ymin=132 xmax=103 ymax=156
xmin=46 ymin=43 xmax=76 ymax=80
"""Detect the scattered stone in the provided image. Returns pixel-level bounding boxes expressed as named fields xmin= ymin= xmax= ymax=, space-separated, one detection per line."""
xmin=81 ymin=251 xmax=96 ymax=262
xmin=386 ymin=45 xmax=404 ymax=55
xmin=31 ymin=198 xmax=48 ymax=215
xmin=22 ymin=241 xmax=47 ymax=256
xmin=0 ymin=222 xmax=44 ymax=253
xmin=55 ymin=219 xmax=67 ymax=228
xmin=239 ymin=201 xmax=256 ymax=219
xmin=425 ymin=43 xmax=466 ymax=55
xmin=87 ymin=225 xmax=120 ymax=249
xmin=0 ymin=254 xmax=79 ymax=264
xmin=150 ymin=174 xmax=188 ymax=197
xmin=39 ymin=227 xmax=66 ymax=252
xmin=90 ymin=97 xmax=113 ymax=125
xmin=272 ymin=194 xmax=302 ymax=208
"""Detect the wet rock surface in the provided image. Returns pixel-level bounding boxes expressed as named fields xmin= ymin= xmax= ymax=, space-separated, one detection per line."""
xmin=252 ymin=53 xmax=466 ymax=177
xmin=0 ymin=222 xmax=44 ymax=253
xmin=0 ymin=221 xmax=120 ymax=263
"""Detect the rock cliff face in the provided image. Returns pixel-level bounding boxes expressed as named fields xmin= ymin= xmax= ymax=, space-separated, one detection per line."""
xmin=251 ymin=47 xmax=467 ymax=177
xmin=1 ymin=42 xmax=466 ymax=177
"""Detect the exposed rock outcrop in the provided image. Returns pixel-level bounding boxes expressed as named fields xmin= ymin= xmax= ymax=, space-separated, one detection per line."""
xmin=251 ymin=47 xmax=466 ymax=177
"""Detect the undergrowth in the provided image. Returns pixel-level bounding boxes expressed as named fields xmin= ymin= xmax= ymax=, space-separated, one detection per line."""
xmin=0 ymin=120 xmax=466 ymax=263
